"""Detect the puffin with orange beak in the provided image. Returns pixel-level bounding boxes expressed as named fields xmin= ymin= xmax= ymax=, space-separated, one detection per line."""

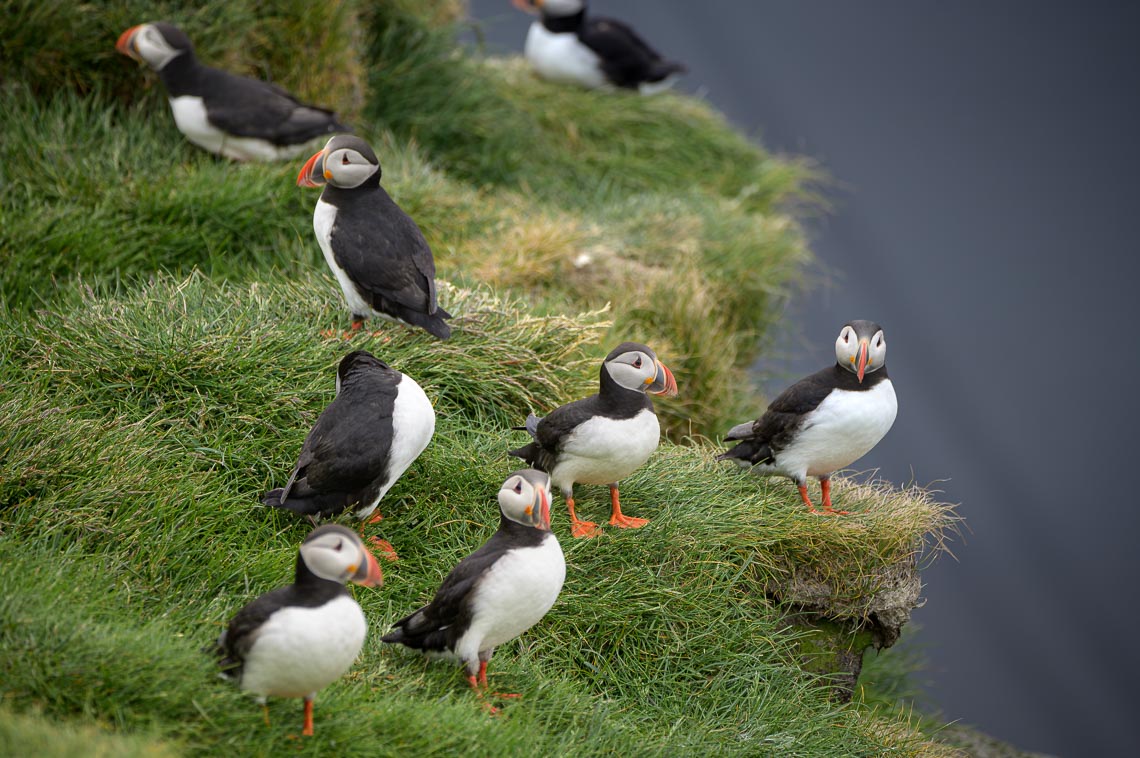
xmin=115 ymin=22 xmax=349 ymax=161
xmin=215 ymin=525 xmax=381 ymax=737
xmin=381 ymin=470 xmax=563 ymax=706
xmin=297 ymin=135 xmax=452 ymax=340
xmin=718 ymin=320 xmax=897 ymax=515
xmin=509 ymin=342 xmax=678 ymax=538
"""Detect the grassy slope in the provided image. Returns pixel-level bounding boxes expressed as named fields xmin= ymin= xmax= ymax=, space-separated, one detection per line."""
xmin=1 ymin=278 xmax=954 ymax=756
xmin=0 ymin=2 xmax=957 ymax=755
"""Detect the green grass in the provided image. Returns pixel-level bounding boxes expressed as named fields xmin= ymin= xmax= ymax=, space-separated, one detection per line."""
xmin=0 ymin=2 xmax=959 ymax=754
xmin=1 ymin=276 xmax=955 ymax=756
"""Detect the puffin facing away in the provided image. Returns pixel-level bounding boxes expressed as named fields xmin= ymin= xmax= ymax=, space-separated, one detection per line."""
xmin=215 ymin=524 xmax=381 ymax=736
xmin=297 ymin=135 xmax=453 ymax=340
xmin=718 ymin=321 xmax=898 ymax=515
xmin=509 ymin=342 xmax=678 ymax=538
xmin=513 ymin=0 xmax=686 ymax=94
xmin=264 ymin=350 xmax=435 ymax=561
xmin=116 ymin=22 xmax=350 ymax=161
xmin=381 ymin=470 xmax=564 ymax=703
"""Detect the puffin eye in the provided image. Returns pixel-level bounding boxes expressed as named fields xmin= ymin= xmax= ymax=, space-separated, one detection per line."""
xmin=633 ymin=356 xmax=643 ymax=369
xmin=341 ymin=154 xmax=350 ymax=165
xmin=334 ymin=540 xmax=343 ymax=551
xmin=514 ymin=482 xmax=523 ymax=494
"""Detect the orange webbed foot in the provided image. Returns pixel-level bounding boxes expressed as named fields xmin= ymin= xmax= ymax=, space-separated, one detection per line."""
xmin=609 ymin=513 xmax=649 ymax=528
xmin=570 ymin=518 xmax=601 ymax=539
xmin=368 ymin=537 xmax=399 ymax=561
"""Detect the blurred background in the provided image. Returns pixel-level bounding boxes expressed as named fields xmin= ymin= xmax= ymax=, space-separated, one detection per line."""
xmin=468 ymin=1 xmax=1140 ymax=755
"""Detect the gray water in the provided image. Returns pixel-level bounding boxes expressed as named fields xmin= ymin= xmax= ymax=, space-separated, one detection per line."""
xmin=466 ymin=2 xmax=1140 ymax=755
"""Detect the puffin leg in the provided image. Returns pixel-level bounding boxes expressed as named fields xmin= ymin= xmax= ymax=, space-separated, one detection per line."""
xmin=819 ymin=478 xmax=849 ymax=515
xmin=607 ymin=484 xmax=648 ymax=529
xmin=477 ymin=661 xmax=521 ymax=701
xmin=797 ymin=482 xmax=822 ymax=514
xmin=302 ymin=696 xmax=314 ymax=737
xmin=566 ymin=496 xmax=600 ymax=539
xmin=366 ymin=510 xmax=384 ymax=525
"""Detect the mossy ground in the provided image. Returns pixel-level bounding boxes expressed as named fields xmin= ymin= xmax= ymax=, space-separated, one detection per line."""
xmin=1 ymin=2 xmax=958 ymax=755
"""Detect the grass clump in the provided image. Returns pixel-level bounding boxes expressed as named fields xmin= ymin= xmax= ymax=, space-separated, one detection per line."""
xmin=1 ymin=276 xmax=956 ymax=756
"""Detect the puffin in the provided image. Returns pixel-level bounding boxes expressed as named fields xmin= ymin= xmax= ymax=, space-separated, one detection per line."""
xmin=509 ymin=342 xmax=678 ymax=538
xmin=297 ymin=135 xmax=453 ymax=340
xmin=718 ymin=320 xmax=898 ymax=515
xmin=115 ymin=22 xmax=350 ymax=161
xmin=215 ymin=524 xmax=382 ymax=736
xmin=381 ymin=469 xmax=563 ymax=703
xmin=264 ymin=350 xmax=435 ymax=561
xmin=512 ymin=0 xmax=687 ymax=94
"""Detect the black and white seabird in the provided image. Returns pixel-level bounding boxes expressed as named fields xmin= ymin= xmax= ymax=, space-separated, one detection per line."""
xmin=509 ymin=342 xmax=678 ymax=538
xmin=264 ymin=350 xmax=435 ymax=559
xmin=116 ymin=22 xmax=350 ymax=161
xmin=718 ymin=321 xmax=898 ymax=515
xmin=513 ymin=0 xmax=687 ymax=94
xmin=215 ymin=524 xmax=382 ymax=736
xmin=381 ymin=470 xmax=563 ymax=703
xmin=297 ymin=135 xmax=453 ymax=340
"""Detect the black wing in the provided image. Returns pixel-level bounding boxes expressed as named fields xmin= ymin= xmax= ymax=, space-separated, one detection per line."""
xmin=508 ymin=396 xmax=601 ymax=471
xmin=200 ymin=67 xmax=350 ymax=145
xmin=381 ymin=533 xmax=516 ymax=652
xmin=266 ymin=375 xmax=399 ymax=517
xmin=330 ymin=188 xmax=452 ymax=338
xmin=216 ymin=586 xmax=294 ymax=678
xmin=579 ymin=16 xmax=686 ymax=88
xmin=719 ymin=366 xmax=842 ymax=465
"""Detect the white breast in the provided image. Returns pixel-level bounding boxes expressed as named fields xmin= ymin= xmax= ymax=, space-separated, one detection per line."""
xmin=313 ymin=199 xmax=373 ymax=318
xmin=239 ymin=594 xmax=367 ymax=699
xmin=523 ymin=22 xmax=609 ymax=89
xmin=551 ymin=408 xmax=661 ymax=491
xmin=354 ymin=374 xmax=436 ymax=519
xmin=168 ymin=96 xmax=305 ymax=162
xmin=776 ymin=379 xmax=898 ymax=479
xmin=454 ymin=535 xmax=566 ymax=663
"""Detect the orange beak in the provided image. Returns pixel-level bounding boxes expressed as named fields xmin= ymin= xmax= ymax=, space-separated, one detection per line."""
xmin=648 ymin=360 xmax=678 ymax=397
xmin=297 ymin=148 xmax=327 ymax=188
xmin=856 ymin=340 xmax=869 ymax=383
xmin=116 ymin=25 xmax=141 ymax=60
xmin=538 ymin=486 xmax=551 ymax=531
xmin=352 ymin=549 xmax=383 ymax=587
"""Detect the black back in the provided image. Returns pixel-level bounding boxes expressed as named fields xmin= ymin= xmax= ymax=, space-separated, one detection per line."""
xmin=380 ymin=515 xmax=549 ymax=653
xmin=579 ymin=16 xmax=687 ymax=88
xmin=153 ymin=26 xmax=349 ymax=145
xmin=718 ymin=364 xmax=891 ymax=466
xmin=264 ymin=353 xmax=401 ymax=519
xmin=216 ymin=548 xmax=348 ymax=680
xmin=321 ymin=183 xmax=452 ymax=339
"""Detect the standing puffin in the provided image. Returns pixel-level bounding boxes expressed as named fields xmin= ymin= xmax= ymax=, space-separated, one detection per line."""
xmin=264 ymin=350 xmax=435 ymax=560
xmin=116 ymin=22 xmax=350 ymax=161
xmin=381 ymin=470 xmax=564 ymax=702
xmin=509 ymin=342 xmax=678 ymax=538
xmin=512 ymin=0 xmax=687 ymax=94
xmin=215 ymin=524 xmax=382 ymax=736
xmin=297 ymin=135 xmax=452 ymax=340
xmin=718 ymin=321 xmax=898 ymax=515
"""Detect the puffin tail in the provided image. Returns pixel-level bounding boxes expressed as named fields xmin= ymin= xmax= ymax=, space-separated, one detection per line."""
xmin=400 ymin=307 xmax=452 ymax=340
xmin=716 ymin=439 xmax=772 ymax=467
xmin=262 ymin=488 xmax=347 ymax=520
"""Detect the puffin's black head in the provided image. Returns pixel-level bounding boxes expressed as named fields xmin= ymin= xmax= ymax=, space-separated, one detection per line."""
xmin=499 ymin=469 xmax=553 ymax=531
xmin=512 ymin=0 xmax=586 ymax=18
xmin=335 ymin=350 xmax=392 ymax=393
xmin=297 ymin=524 xmax=383 ymax=587
xmin=834 ymin=320 xmax=887 ymax=383
xmin=297 ymin=135 xmax=381 ymax=190
xmin=116 ymin=22 xmax=193 ymax=71
xmin=600 ymin=341 xmax=678 ymax=397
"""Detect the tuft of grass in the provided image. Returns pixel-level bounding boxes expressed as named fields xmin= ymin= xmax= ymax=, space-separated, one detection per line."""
xmin=0 ymin=276 xmax=955 ymax=756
